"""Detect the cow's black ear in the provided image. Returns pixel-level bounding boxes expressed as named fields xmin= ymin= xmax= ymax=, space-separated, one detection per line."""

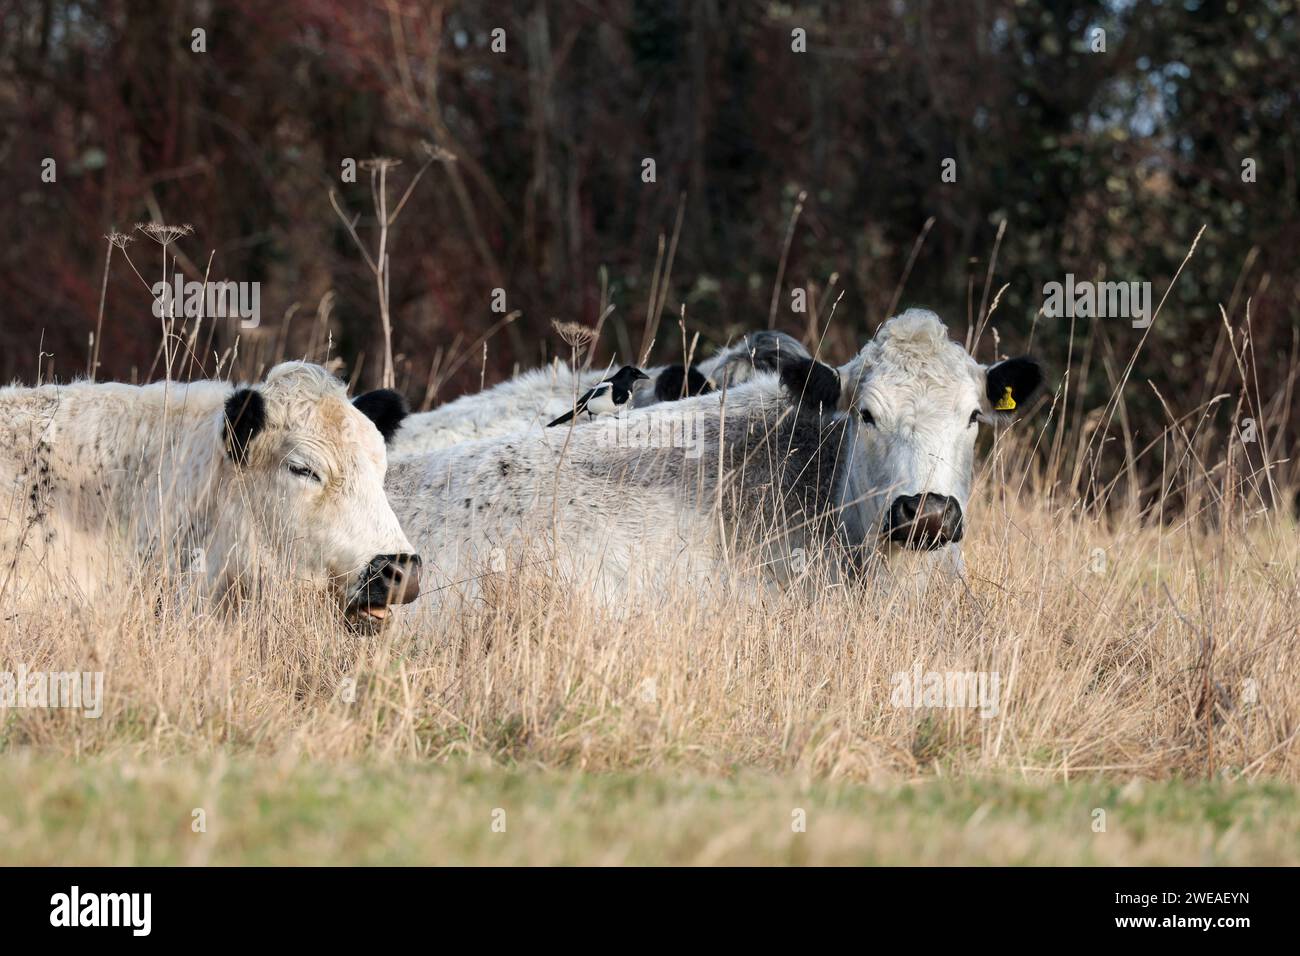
xmin=654 ymin=365 xmax=714 ymax=402
xmin=353 ymin=388 xmax=409 ymax=444
xmin=779 ymin=357 xmax=841 ymax=413
xmin=654 ymin=365 xmax=688 ymax=402
xmin=684 ymin=366 xmax=714 ymax=397
xmin=986 ymin=357 xmax=1044 ymax=417
xmin=223 ymin=388 xmax=266 ymax=465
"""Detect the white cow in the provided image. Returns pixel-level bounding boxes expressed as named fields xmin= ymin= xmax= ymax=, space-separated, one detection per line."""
xmin=1 ymin=361 xmax=421 ymax=626
xmin=390 ymin=330 xmax=811 ymax=455
xmin=386 ymin=310 xmax=1043 ymax=606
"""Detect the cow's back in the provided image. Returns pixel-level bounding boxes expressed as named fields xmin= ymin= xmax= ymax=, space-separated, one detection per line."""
xmin=385 ymin=382 xmax=847 ymax=609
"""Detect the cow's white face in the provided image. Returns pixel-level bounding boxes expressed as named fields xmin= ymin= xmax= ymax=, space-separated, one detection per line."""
xmin=829 ymin=310 xmax=1043 ymax=555
xmin=212 ymin=362 xmax=420 ymax=625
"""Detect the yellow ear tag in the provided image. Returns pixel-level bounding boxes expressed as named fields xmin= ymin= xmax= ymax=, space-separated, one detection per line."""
xmin=994 ymin=386 xmax=1016 ymax=412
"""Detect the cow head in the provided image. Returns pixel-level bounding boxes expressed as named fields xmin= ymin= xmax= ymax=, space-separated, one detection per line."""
xmin=782 ymin=309 xmax=1043 ymax=560
xmin=629 ymin=331 xmax=813 ymax=409
xmin=214 ymin=361 xmax=421 ymax=626
xmin=698 ymin=330 xmax=812 ymax=389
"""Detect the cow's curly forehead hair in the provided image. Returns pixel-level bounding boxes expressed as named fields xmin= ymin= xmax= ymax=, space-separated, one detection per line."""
xmin=260 ymin=361 xmax=347 ymax=406
xmin=257 ymin=362 xmax=346 ymax=428
xmin=842 ymin=308 xmax=982 ymax=400
xmin=252 ymin=362 xmax=380 ymax=459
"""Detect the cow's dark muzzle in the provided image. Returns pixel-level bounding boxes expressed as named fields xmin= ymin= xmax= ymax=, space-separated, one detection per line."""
xmin=884 ymin=494 xmax=963 ymax=550
xmin=347 ymin=553 xmax=422 ymax=624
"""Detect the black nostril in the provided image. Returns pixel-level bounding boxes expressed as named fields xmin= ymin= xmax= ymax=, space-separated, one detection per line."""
xmin=365 ymin=553 xmax=423 ymax=605
xmin=887 ymin=494 xmax=962 ymax=549
xmin=888 ymin=494 xmax=921 ymax=529
xmin=942 ymin=499 xmax=964 ymax=543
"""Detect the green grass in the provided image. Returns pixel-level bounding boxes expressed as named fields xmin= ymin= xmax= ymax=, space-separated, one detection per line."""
xmin=1 ymin=753 xmax=1296 ymax=865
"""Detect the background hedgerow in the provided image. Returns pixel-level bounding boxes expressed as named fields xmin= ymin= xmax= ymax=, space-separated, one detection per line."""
xmin=2 ymin=0 xmax=1297 ymax=500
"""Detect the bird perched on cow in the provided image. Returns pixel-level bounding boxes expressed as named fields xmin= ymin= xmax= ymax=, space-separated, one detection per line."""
xmin=547 ymin=365 xmax=649 ymax=427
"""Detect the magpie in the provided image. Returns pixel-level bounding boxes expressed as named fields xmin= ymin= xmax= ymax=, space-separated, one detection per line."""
xmin=547 ymin=365 xmax=650 ymax=427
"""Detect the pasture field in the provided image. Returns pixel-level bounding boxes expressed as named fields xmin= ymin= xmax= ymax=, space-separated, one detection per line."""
xmin=2 ymin=416 xmax=1297 ymax=864
xmin=3 ymin=755 xmax=1298 ymax=865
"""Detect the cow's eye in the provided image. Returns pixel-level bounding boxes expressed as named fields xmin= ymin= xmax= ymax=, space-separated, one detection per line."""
xmin=860 ymin=408 xmax=876 ymax=427
xmin=969 ymin=410 xmax=980 ymax=426
xmin=287 ymin=462 xmax=322 ymax=483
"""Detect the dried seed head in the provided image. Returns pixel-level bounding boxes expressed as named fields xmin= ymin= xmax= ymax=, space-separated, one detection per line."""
xmin=104 ymin=232 xmax=134 ymax=250
xmin=135 ymin=222 xmax=194 ymax=245
xmin=552 ymin=319 xmax=597 ymax=350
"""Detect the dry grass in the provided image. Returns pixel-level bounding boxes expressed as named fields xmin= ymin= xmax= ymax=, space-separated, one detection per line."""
xmin=4 ymin=455 xmax=1297 ymax=863
xmin=3 ymin=452 xmax=1296 ymax=786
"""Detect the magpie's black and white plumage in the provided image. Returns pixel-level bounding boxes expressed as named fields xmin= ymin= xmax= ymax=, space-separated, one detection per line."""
xmin=547 ymin=365 xmax=649 ymax=427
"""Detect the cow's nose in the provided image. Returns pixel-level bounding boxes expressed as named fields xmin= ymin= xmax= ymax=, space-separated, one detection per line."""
xmin=369 ymin=553 xmax=422 ymax=604
xmin=885 ymin=494 xmax=963 ymax=549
